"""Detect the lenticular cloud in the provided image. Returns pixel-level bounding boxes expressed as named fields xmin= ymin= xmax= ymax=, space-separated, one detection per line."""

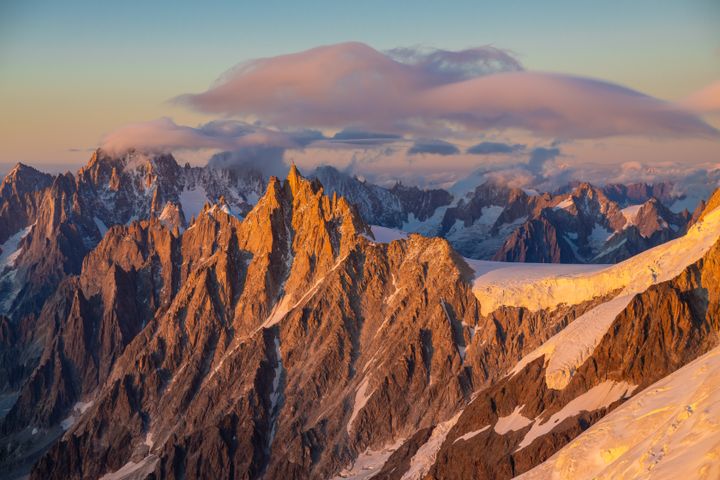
xmin=683 ymin=81 xmax=720 ymax=114
xmin=175 ymin=42 xmax=717 ymax=139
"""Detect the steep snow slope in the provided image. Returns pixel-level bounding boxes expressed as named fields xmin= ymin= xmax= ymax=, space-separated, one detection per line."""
xmin=471 ymin=204 xmax=720 ymax=315
xmin=0 ymin=224 xmax=32 ymax=268
xmin=401 ymin=412 xmax=463 ymax=480
xmin=369 ymin=225 xmax=408 ymax=243
xmin=516 ymin=346 xmax=720 ymax=480
xmin=509 ymin=294 xmax=635 ymax=389
xmin=469 ymin=202 xmax=720 ymax=390
xmin=334 ymin=439 xmax=406 ymax=480
xmin=464 ymin=259 xmax=604 ymax=299
xmin=0 ymin=224 xmax=33 ymax=312
xmin=620 ymin=204 xmax=642 ymax=226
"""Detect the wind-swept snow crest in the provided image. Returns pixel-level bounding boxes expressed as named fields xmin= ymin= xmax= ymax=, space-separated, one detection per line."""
xmin=470 ymin=204 xmax=720 ymax=315
xmin=480 ymin=201 xmax=720 ymax=389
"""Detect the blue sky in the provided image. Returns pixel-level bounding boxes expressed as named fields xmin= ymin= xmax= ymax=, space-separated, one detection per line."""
xmin=3 ymin=0 xmax=718 ymax=96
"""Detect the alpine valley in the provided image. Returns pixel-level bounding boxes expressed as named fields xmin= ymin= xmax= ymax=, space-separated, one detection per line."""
xmin=1 ymin=149 xmax=720 ymax=480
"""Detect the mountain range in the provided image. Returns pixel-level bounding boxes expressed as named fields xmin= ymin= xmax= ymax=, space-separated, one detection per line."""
xmin=0 ymin=150 xmax=718 ymax=479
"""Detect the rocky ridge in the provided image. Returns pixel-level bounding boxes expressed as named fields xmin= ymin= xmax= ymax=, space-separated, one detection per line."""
xmin=312 ymin=166 xmax=692 ymax=263
xmin=24 ymin=166 xmax=475 ymax=479
xmin=0 ymin=167 xmax=628 ymax=479
xmin=360 ymin=198 xmax=720 ymax=479
xmin=0 ymin=155 xmax=717 ymax=479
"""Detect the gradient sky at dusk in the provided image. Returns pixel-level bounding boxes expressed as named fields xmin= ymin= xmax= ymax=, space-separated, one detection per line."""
xmin=1 ymin=0 xmax=719 ymax=186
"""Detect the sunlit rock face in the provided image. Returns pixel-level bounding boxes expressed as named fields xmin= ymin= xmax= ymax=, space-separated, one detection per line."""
xmin=0 ymin=151 xmax=691 ymax=328
xmin=0 ymin=149 xmax=265 ymax=322
xmin=0 ymin=155 xmax=718 ymax=480
xmin=359 ymin=200 xmax=720 ymax=480
xmin=21 ymin=166 xmax=476 ymax=479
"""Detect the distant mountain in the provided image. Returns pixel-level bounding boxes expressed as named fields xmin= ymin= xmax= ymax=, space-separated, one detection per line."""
xmin=0 ymin=153 xmax=701 ymax=389
xmin=1 ymin=165 xmax=719 ymax=479
xmin=0 ymin=164 xmax=52 ymax=246
xmin=0 ymin=149 xmax=264 ymax=321
xmin=0 ymin=150 xmax=704 ymax=345
xmin=312 ymin=166 xmax=692 ymax=263
xmin=0 ymin=154 xmax=696 ymax=325
xmin=494 ymin=183 xmax=690 ymax=263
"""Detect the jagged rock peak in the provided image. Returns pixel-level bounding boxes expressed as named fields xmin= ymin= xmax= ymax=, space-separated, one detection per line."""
xmin=231 ymin=165 xmax=371 ymax=289
xmin=82 ymin=148 xmax=180 ymax=176
xmin=286 ymin=162 xmax=302 ymax=192
xmin=258 ymin=165 xmax=370 ymax=234
xmin=4 ymin=162 xmax=41 ymax=179
xmin=568 ymin=182 xmax=604 ymax=201
xmin=290 ymin=165 xmax=370 ymax=234
xmin=0 ymin=162 xmax=52 ymax=194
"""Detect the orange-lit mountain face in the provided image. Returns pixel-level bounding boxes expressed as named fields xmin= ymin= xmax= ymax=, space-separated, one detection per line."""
xmin=1 ymin=153 xmax=720 ymax=479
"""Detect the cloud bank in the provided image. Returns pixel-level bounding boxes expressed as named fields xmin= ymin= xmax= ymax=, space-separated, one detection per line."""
xmin=98 ymin=43 xmax=720 ymax=193
xmin=100 ymin=117 xmax=331 ymax=155
xmin=683 ymin=81 xmax=720 ymax=114
xmin=467 ymin=141 xmax=525 ymax=155
xmin=175 ymin=42 xmax=717 ymax=139
xmin=100 ymin=118 xmax=321 ymax=177
xmin=408 ymin=139 xmax=460 ymax=155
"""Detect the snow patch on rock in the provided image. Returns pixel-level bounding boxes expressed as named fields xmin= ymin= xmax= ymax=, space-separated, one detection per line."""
xmin=516 ymin=347 xmax=720 ymax=480
xmin=510 ymin=294 xmax=635 ymax=390
xmin=60 ymin=400 xmax=95 ymax=431
xmin=453 ymin=425 xmax=490 ymax=443
xmin=554 ymin=197 xmax=574 ymax=210
xmin=402 ymin=411 xmax=462 ymax=480
xmin=99 ymin=454 xmax=160 ymax=480
xmin=0 ymin=224 xmax=32 ymax=269
xmin=477 ymin=205 xmax=504 ymax=225
xmin=620 ymin=204 xmax=642 ymax=226
xmin=93 ymin=217 xmax=108 ymax=237
xmin=495 ymin=405 xmax=532 ymax=434
xmin=348 ymin=376 xmax=373 ymax=433
xmin=335 ymin=438 xmax=406 ymax=479
xmin=369 ymin=225 xmax=408 ymax=243
xmin=517 ymin=381 xmax=636 ymax=450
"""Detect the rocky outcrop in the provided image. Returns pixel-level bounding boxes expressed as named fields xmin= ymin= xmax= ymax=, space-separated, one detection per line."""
xmin=592 ymin=198 xmax=689 ymax=263
xmin=77 ymin=149 xmax=265 ymax=226
xmin=0 ymin=171 xmax=103 ymax=321
xmin=310 ymin=167 xmax=692 ymax=263
xmin=0 ymin=164 xmax=52 ymax=246
xmin=493 ymin=214 xmax=572 ymax=263
xmin=389 ymin=183 xmax=453 ymax=222
xmin=0 ymin=158 xmax=693 ymax=337
xmin=377 ymin=221 xmax=720 ymax=479
xmin=0 ymin=149 xmax=265 ymax=326
xmin=311 ymin=165 xmax=407 ymax=228
xmin=600 ymin=181 xmax=677 ymax=207
xmin=311 ymin=166 xmax=453 ymax=229
xmin=0 ymin=155 xmax=714 ymax=479
xmin=26 ymin=167 xmax=476 ymax=479
xmin=25 ymin=167 xmax=631 ymax=480
xmin=2 ymin=218 xmax=180 ymax=432
xmin=0 ymin=316 xmax=35 ymax=392
xmin=495 ymin=183 xmax=690 ymax=263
